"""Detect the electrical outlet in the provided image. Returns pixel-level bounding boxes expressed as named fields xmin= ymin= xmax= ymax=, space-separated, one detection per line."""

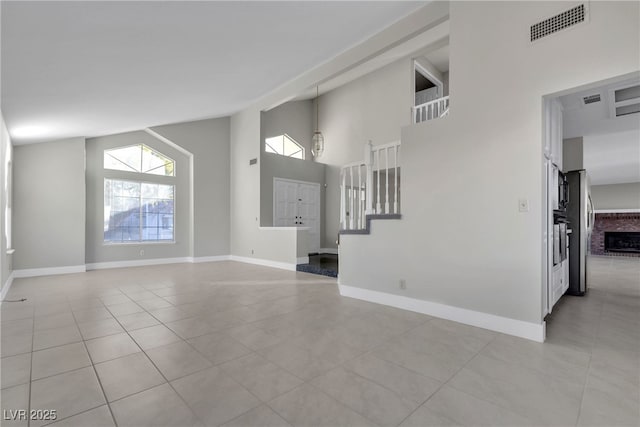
xmin=251 ymin=249 xmax=254 ymax=255
xmin=399 ymin=279 xmax=406 ymax=290
xmin=139 ymin=249 xmax=145 ymax=256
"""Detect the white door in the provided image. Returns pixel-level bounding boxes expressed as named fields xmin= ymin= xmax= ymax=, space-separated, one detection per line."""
xmin=297 ymin=183 xmax=321 ymax=253
xmin=273 ymin=178 xmax=321 ymax=254
xmin=274 ymin=180 xmax=298 ymax=227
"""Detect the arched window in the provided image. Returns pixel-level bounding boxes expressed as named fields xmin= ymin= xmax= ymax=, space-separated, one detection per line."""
xmin=265 ymin=134 xmax=304 ymax=159
xmin=103 ymin=144 xmax=175 ymax=243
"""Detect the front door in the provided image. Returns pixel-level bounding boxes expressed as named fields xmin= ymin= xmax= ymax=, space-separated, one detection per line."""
xmin=273 ymin=178 xmax=321 ymax=254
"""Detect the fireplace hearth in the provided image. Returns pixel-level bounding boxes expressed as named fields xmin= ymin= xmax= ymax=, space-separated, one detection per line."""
xmin=605 ymin=231 xmax=640 ymax=254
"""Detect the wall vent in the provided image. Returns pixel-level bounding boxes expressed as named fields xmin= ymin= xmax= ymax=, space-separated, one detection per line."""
xmin=583 ymin=94 xmax=601 ymax=105
xmin=530 ymin=4 xmax=586 ymax=42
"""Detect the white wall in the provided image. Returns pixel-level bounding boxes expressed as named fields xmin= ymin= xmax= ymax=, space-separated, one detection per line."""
xmin=230 ymin=107 xmax=309 ymax=267
xmin=13 ymin=138 xmax=86 ymax=270
xmin=591 ymin=183 xmax=640 ymax=210
xmin=1 ymin=112 xmax=13 ymax=293
xmin=151 ymin=118 xmax=231 ymax=257
xmin=317 ymin=58 xmax=413 ymax=247
xmin=339 ymin=1 xmax=640 ymax=331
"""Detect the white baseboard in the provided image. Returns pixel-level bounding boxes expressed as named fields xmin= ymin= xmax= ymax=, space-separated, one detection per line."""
xmin=229 ymin=255 xmax=296 ymax=272
xmin=1 ymin=271 xmax=15 ymax=302
xmin=320 ymin=248 xmax=338 ymax=255
xmin=338 ymin=284 xmax=546 ymax=342
xmin=86 ymin=257 xmax=193 ymax=270
xmin=191 ymin=255 xmax=232 ymax=263
xmin=297 ymin=256 xmax=309 ymax=265
xmin=12 ymin=265 xmax=87 ymax=278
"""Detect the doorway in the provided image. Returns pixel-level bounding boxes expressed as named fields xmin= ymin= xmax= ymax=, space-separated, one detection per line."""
xmin=273 ymin=178 xmax=321 ymax=254
xmin=542 ymin=72 xmax=640 ymax=318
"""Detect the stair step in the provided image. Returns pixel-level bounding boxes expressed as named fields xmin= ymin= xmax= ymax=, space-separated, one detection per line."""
xmin=339 ymin=214 xmax=401 ymax=235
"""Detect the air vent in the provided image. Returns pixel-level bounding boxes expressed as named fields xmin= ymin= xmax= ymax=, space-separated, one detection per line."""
xmin=583 ymin=94 xmax=601 ymax=105
xmin=530 ymin=4 xmax=586 ymax=42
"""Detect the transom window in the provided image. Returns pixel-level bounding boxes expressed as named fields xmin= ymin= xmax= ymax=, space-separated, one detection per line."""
xmin=104 ymin=144 xmax=175 ymax=176
xmin=265 ymin=134 xmax=304 ymax=159
xmin=104 ymin=179 xmax=174 ymax=243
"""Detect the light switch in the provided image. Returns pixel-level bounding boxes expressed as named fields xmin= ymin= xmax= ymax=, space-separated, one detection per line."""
xmin=518 ymin=198 xmax=529 ymax=212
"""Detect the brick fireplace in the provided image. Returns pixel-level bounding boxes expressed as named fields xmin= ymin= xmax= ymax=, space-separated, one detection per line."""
xmin=591 ymin=213 xmax=640 ymax=257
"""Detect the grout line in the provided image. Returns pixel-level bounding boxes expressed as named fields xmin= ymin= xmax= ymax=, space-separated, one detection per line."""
xmin=68 ymin=306 xmax=119 ymax=427
xmin=573 ymin=283 xmax=606 ymax=426
xmin=395 ymin=334 xmax=498 ymax=427
xmin=27 ymin=306 xmax=35 ymax=427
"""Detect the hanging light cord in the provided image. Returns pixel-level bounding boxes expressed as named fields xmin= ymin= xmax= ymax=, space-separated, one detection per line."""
xmin=316 ymin=86 xmax=320 ymax=131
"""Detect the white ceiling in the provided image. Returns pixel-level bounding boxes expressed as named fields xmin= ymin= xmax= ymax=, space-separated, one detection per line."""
xmin=583 ymin=130 xmax=640 ymax=185
xmin=560 ymin=76 xmax=640 ymax=185
xmin=1 ymin=1 xmax=425 ymax=144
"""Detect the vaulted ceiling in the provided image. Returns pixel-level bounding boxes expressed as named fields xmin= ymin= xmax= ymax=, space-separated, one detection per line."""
xmin=1 ymin=1 xmax=425 ymax=144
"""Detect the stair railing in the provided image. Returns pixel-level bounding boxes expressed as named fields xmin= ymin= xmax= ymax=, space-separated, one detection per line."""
xmin=413 ymin=95 xmax=450 ymax=123
xmin=340 ymin=140 xmax=401 ymax=231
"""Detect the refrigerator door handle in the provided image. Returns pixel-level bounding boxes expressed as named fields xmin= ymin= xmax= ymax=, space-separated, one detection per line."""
xmin=587 ymin=195 xmax=595 ymax=232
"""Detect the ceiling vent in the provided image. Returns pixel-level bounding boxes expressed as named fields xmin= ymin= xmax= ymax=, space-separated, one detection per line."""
xmin=583 ymin=94 xmax=601 ymax=105
xmin=530 ymin=4 xmax=586 ymax=42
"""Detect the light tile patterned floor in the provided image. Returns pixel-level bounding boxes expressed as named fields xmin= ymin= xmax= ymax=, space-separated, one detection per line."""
xmin=0 ymin=257 xmax=638 ymax=426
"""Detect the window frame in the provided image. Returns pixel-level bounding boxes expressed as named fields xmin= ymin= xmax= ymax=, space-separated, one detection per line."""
xmin=104 ymin=143 xmax=176 ymax=177
xmin=102 ymin=175 xmax=176 ymax=245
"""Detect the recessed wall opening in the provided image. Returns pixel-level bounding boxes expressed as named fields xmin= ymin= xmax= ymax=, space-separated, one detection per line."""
xmin=414 ymin=63 xmax=441 ymax=106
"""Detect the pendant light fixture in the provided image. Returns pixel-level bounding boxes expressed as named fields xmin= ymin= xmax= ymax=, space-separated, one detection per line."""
xmin=311 ymin=85 xmax=325 ymax=159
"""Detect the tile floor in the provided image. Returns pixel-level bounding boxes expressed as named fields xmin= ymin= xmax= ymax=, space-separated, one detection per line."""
xmin=1 ymin=257 xmax=638 ymax=426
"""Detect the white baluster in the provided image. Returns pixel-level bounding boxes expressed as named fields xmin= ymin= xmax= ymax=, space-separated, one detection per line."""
xmin=340 ymin=168 xmax=346 ymax=229
xmin=385 ymin=147 xmax=389 ymax=214
xmin=349 ymin=166 xmax=354 ymax=230
xmin=375 ymin=149 xmax=381 ymax=214
xmin=394 ymin=145 xmax=398 ymax=215
xmin=357 ymin=164 xmax=362 ymax=228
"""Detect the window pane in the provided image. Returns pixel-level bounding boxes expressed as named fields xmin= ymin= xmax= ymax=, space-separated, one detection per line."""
xmin=104 ymin=180 xmax=141 ymax=242
xmin=142 ymin=145 xmax=174 ymax=176
xmin=104 ymin=178 xmax=173 ymax=243
xmin=104 ymin=144 xmax=175 ymax=177
xmin=104 ymin=145 xmax=142 ymax=172
xmin=265 ymin=134 xmax=304 ymax=159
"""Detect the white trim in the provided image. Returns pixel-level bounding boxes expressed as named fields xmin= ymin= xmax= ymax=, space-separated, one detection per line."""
xmin=594 ymin=209 xmax=640 ymax=213
xmin=296 ymin=256 xmax=309 ymax=265
xmin=338 ymin=284 xmax=546 ymax=343
xmin=229 ymin=255 xmax=296 ymax=272
xmin=13 ymin=265 xmax=86 ymax=278
xmin=1 ymin=271 xmax=15 ymax=302
xmin=320 ymin=248 xmax=338 ymax=255
xmin=86 ymin=257 xmax=192 ymax=270
xmin=191 ymin=255 xmax=231 ymax=263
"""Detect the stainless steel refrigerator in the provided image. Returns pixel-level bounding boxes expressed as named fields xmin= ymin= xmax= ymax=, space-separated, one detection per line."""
xmin=566 ymin=170 xmax=594 ymax=296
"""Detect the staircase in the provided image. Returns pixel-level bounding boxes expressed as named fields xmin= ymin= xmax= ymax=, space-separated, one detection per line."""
xmin=339 ymin=140 xmax=401 ymax=235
